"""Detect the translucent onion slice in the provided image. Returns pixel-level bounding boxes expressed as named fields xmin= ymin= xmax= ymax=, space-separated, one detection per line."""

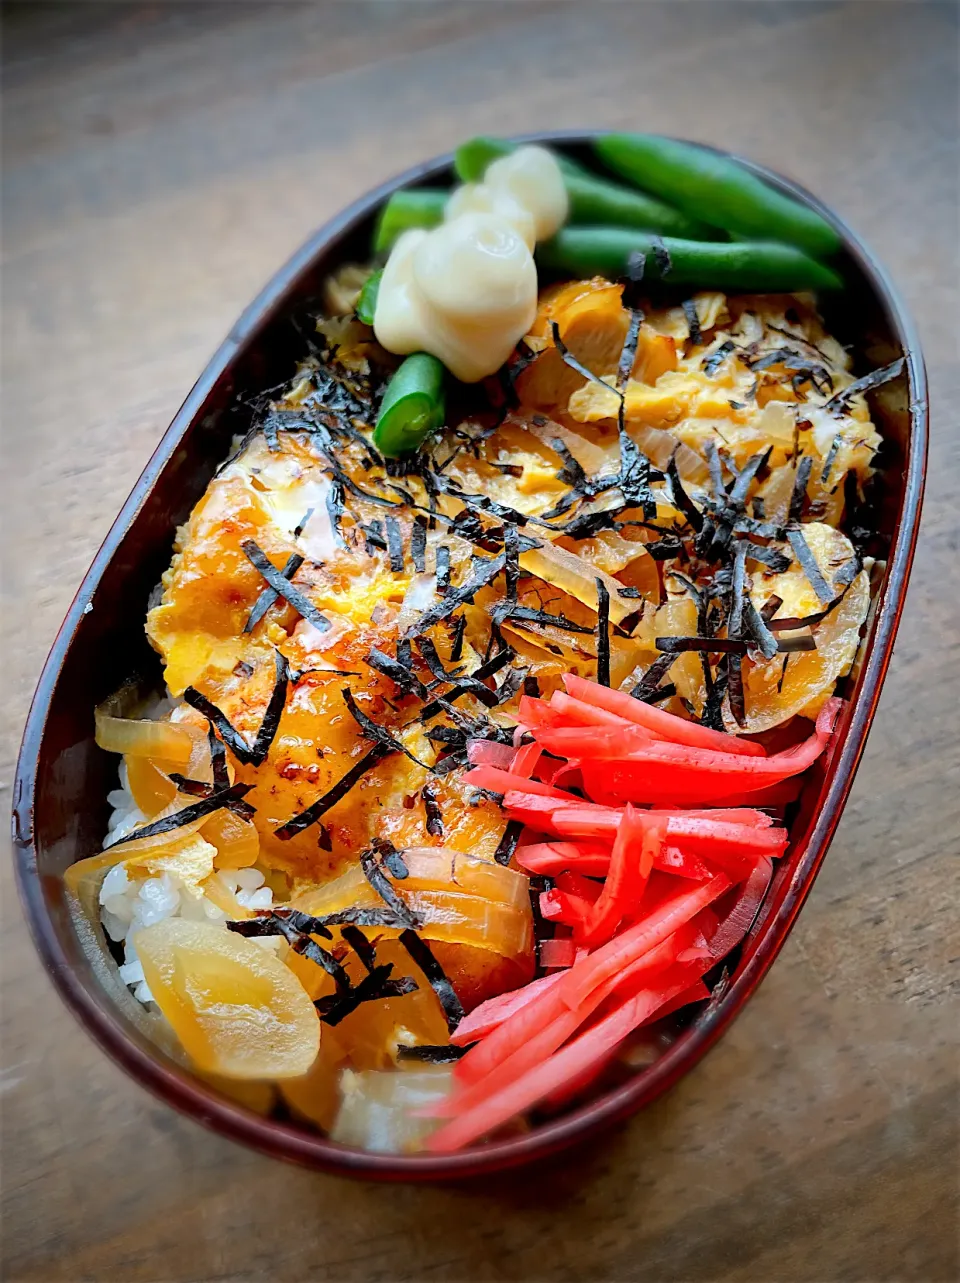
xmin=329 ymin=1066 xmax=454 ymax=1153
xmin=201 ymin=808 xmax=260 ymax=870
xmin=279 ymin=1029 xmax=348 ymax=1129
xmin=133 ymin=917 xmax=321 ymax=1079
xmin=519 ymin=540 xmax=637 ymax=625
xmin=95 ymin=711 xmax=203 ymax=766
xmin=125 ymin=754 xmax=177 ymax=819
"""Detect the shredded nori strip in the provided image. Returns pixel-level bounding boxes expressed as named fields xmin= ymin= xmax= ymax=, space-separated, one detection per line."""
xmin=504 ymin=523 xmax=520 ymax=602
xmin=397 ymin=1044 xmax=467 ymax=1064
xmin=760 ymin=593 xmax=784 ymax=622
xmin=666 ymin=454 xmax=704 ymax=532
xmin=742 ymin=540 xmax=791 ymax=572
xmin=493 ymin=819 xmax=524 ymax=867
xmin=789 ymin=455 xmax=813 ymax=523
xmin=786 ymin=525 xmax=834 ymax=603
xmin=379 ymin=846 xmax=409 ymax=879
xmin=434 ymin=544 xmax=451 ymax=596
xmin=775 ymin=634 xmax=817 ymax=653
xmin=241 ymin=540 xmax=331 ymax=634
xmin=777 ymin=654 xmax=791 ymax=693
xmin=110 ymin=782 xmax=255 ymax=847
xmin=417 ymin=649 xmax=514 ymax=722
xmin=317 ymin=965 xmax=419 ymax=1026
xmin=490 ymin=602 xmax=594 ymax=635
xmin=550 ymin=321 xmax=615 ymax=394
xmin=417 ymin=637 xmax=497 ymax=708
xmin=820 ymin=434 xmax=843 ymax=485
xmin=656 ymin=636 xmax=748 ymax=654
xmin=495 ymin=664 xmax=528 ymax=706
xmin=208 ymin=727 xmax=229 ymax=790
xmin=404 ymin=551 xmax=506 ymax=638
xmin=701 ymin=660 xmax=728 ymax=732
xmin=630 ymin=653 xmax=677 ymax=700
xmin=595 ymin=578 xmax=611 ymax=687
xmin=449 ymin=613 xmax=466 ymax=662
xmin=651 ymin=235 xmax=672 ymax=275
xmin=646 ymin=537 xmax=686 ymax=561
xmin=340 ymin=924 xmax=377 ymax=973
xmin=524 ymin=674 xmax=541 ymax=698
xmin=385 ymin=515 xmax=404 ymax=573
xmin=742 ymin=598 xmax=779 ymax=661
xmin=185 ymin=649 xmax=289 ymax=767
xmin=824 ymin=357 xmax=904 ymax=414
xmin=410 ymin=514 xmax=427 ymax=573
xmin=326 ymin=476 xmax=346 ymax=549
xmin=728 ymin=447 xmax=772 ymax=509
xmin=317 ymin=822 xmax=333 ymax=852
xmin=361 ymin=519 xmax=386 ymax=554
xmin=682 ymin=299 xmax=702 ymax=346
xmin=244 ymin=552 xmax=304 ymax=633
xmin=422 ymin=783 xmax=443 ymax=837
xmin=617 ymin=585 xmax=642 ymax=599
xmin=616 ymin=251 xmax=645 ymax=388
xmin=365 ymin=646 xmax=429 ymax=699
xmin=398 ymin=928 xmax=464 ymax=1032
xmin=360 ymin=846 xmax=421 ymax=928
xmin=727 ymin=653 xmax=746 ymax=728
xmin=703 ymin=339 xmax=735 ymax=377
xmin=292 ymin=507 xmax=315 ymax=539
xmin=342 ymin=688 xmax=424 ymax=766
xmin=274 ymin=745 xmax=387 ymax=839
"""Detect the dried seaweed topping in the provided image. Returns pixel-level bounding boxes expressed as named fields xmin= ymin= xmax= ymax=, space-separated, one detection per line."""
xmin=786 ymin=524 xmax=834 ymax=603
xmin=682 ymin=299 xmax=703 ymax=346
xmin=493 ymin=818 xmax=524 ymax=867
xmin=820 ymin=434 xmax=843 ymax=485
xmin=449 ymin=613 xmax=467 ymax=663
xmin=728 ymin=541 xmax=748 ymax=639
xmin=651 ymin=235 xmax=672 ymax=275
xmin=760 ymin=593 xmax=784 ymax=622
xmin=703 ymin=339 xmax=736 ymax=377
xmin=385 ymin=515 xmax=404 ymax=573
xmin=185 ymin=650 xmax=289 ymax=767
xmin=666 ymin=454 xmax=704 ymax=533
xmin=376 ymin=841 xmax=409 ymax=880
xmin=742 ymin=598 xmax=779 ymax=661
xmin=417 ymin=648 xmax=514 ymax=723
xmin=629 ymin=653 xmax=677 ymax=701
xmin=241 ymin=540 xmax=331 ymax=634
xmin=727 ymin=652 xmax=746 ymax=728
xmin=404 ymin=551 xmax=507 ymax=639
xmin=365 ymin=646 xmax=429 ymax=699
xmin=316 ymin=965 xmax=419 ymax=1026
xmin=656 ymin=636 xmax=748 ymax=654
xmin=410 ymin=514 xmax=428 ymax=573
xmin=274 ymin=745 xmax=387 ymax=840
xmin=421 ymin=783 xmax=443 ymax=837
xmin=110 ymin=782 xmax=255 ymax=847
xmin=208 ymin=727 xmax=230 ymax=791
xmin=417 ymin=637 xmax=497 ymax=708
xmin=494 ymin=664 xmax=528 ymax=706
xmin=397 ymin=1044 xmax=467 ymax=1064
xmin=701 ymin=658 xmax=729 ymax=732
xmin=317 ymin=822 xmax=333 ymax=852
xmin=504 ymin=522 xmax=520 ymax=603
xmin=435 ymin=544 xmax=451 ymax=597
xmin=342 ymin=688 xmax=425 ymax=766
xmin=523 ymin=674 xmax=541 ymax=698
xmin=338 ymin=925 xmax=376 ymax=975
xmin=595 ymin=577 xmax=611 ymax=687
xmin=360 ymin=846 xmax=421 ymax=929
xmin=398 ymin=928 xmax=465 ymax=1033
xmin=617 ymin=585 xmax=643 ymax=599
xmin=244 ymin=553 xmax=304 ymax=634
xmin=747 ymin=347 xmax=833 ymax=395
xmin=789 ymin=455 xmax=813 ymax=523
xmin=616 ymin=254 xmax=646 ymax=388
xmin=490 ymin=601 xmax=595 ymax=635
xmin=361 ymin=519 xmax=387 ymax=555
xmin=728 ymin=447 xmax=773 ymax=509
xmin=292 ymin=507 xmax=315 ymax=540
xmin=777 ymin=654 xmax=791 ymax=693
xmin=742 ymin=540 xmax=791 ymax=573
xmin=824 ymin=357 xmax=904 ymax=414
xmin=775 ymin=634 xmax=817 ymax=653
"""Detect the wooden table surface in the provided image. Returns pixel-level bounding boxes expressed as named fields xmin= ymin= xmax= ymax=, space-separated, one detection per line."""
xmin=2 ymin=3 xmax=957 ymax=1279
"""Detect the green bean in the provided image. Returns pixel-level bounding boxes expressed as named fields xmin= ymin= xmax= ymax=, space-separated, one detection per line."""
xmin=537 ymin=227 xmax=843 ymax=293
xmin=373 ymin=354 xmax=447 ymax=457
xmin=355 ymin=269 xmax=382 ymax=326
xmin=454 ymin=135 xmax=717 ymax=240
xmin=594 ymin=134 xmax=841 ymax=259
xmin=373 ymin=188 xmax=447 ymax=254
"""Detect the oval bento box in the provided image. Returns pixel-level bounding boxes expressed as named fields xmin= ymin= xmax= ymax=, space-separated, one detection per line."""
xmin=12 ymin=133 xmax=927 ymax=1180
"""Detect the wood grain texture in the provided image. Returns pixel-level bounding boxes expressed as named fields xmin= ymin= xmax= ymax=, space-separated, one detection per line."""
xmin=2 ymin=2 xmax=957 ymax=1279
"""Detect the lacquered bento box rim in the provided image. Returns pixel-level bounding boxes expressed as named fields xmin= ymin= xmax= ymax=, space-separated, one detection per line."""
xmin=12 ymin=132 xmax=928 ymax=1180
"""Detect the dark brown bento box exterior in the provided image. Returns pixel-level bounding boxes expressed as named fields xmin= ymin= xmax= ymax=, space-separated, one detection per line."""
xmin=12 ymin=133 xmax=927 ymax=1181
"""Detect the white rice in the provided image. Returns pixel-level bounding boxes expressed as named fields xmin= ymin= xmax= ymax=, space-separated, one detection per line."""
xmin=100 ymin=765 xmax=277 ymax=1007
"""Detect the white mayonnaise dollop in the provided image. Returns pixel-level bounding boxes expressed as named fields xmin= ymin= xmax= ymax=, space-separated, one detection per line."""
xmin=373 ymin=145 xmax=568 ymax=383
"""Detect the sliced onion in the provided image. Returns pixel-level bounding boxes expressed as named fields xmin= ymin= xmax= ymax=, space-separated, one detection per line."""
xmin=519 ymin=540 xmax=636 ymax=625
xmin=202 ymin=809 xmax=260 ymax=870
xmin=95 ymin=710 xmax=204 ymax=766
xmin=125 ymin=755 xmax=177 ymax=819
